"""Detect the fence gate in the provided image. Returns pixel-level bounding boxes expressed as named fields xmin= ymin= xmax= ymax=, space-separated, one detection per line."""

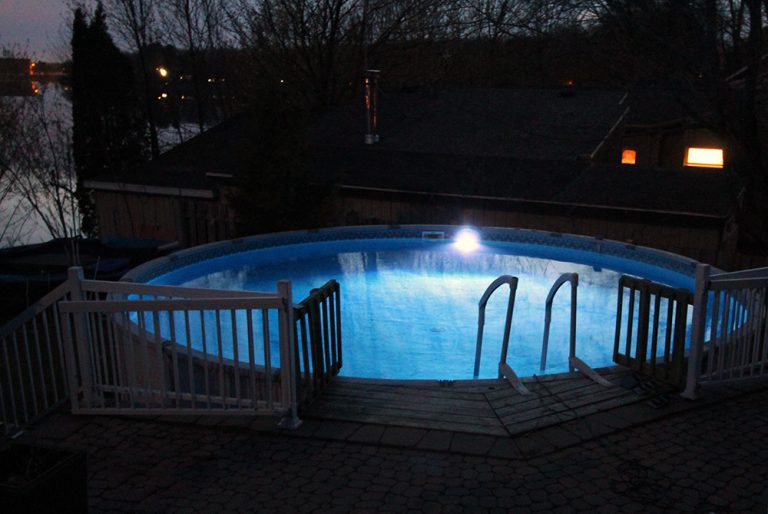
xmin=683 ymin=265 xmax=768 ymax=398
xmin=293 ymin=280 xmax=343 ymax=408
xmin=58 ymin=282 xmax=298 ymax=420
xmin=614 ymin=276 xmax=693 ymax=388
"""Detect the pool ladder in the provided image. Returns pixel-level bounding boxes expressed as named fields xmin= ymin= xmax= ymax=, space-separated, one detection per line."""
xmin=474 ymin=273 xmax=611 ymax=394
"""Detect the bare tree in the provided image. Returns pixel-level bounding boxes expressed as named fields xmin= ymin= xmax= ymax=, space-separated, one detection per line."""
xmin=0 ymin=89 xmax=80 ymax=248
xmin=224 ymin=0 xmax=459 ymax=107
xmin=0 ymin=96 xmax=30 ymax=246
xmin=159 ymin=0 xmax=228 ymax=133
xmin=107 ymin=0 xmax=162 ymax=157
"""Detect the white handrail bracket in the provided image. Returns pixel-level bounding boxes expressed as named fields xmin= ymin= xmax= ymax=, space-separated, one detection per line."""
xmin=499 ymin=362 xmax=530 ymax=394
xmin=570 ymin=356 xmax=612 ymax=387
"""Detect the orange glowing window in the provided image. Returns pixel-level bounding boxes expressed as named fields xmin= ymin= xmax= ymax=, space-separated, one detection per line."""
xmin=684 ymin=147 xmax=724 ymax=168
xmin=621 ymin=148 xmax=637 ymax=165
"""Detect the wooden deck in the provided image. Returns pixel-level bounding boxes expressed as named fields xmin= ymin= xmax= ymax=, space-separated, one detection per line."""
xmin=302 ymin=369 xmax=671 ymax=437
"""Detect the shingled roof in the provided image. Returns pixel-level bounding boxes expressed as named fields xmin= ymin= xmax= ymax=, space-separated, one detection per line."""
xmin=310 ymin=87 xmax=627 ymax=160
xmin=311 ymin=145 xmax=740 ymax=224
xmin=84 ymin=111 xmax=259 ymax=195
xmin=86 ymin=86 xmax=740 ymax=223
xmin=623 ymin=80 xmax=710 ymax=126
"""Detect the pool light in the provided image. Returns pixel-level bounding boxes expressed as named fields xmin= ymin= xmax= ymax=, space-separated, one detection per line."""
xmin=454 ymin=228 xmax=480 ymax=253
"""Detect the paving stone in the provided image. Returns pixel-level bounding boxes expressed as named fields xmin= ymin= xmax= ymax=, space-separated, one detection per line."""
xmin=23 ymin=413 xmax=85 ymax=440
xmin=487 ymin=437 xmax=522 ymax=459
xmin=288 ymin=419 xmax=322 ymax=438
xmin=312 ymin=420 xmax=361 ymax=440
xmin=514 ymin=433 xmax=557 ymax=457
xmin=194 ymin=415 xmax=226 ymax=426
xmin=380 ymin=427 xmax=427 ymax=447
xmin=450 ymin=433 xmax=497 ymax=455
xmin=537 ymin=425 xmax=584 ymax=449
xmin=416 ymin=430 xmax=454 ymax=451
xmin=348 ymin=424 xmax=385 ymax=444
xmin=11 ymin=377 xmax=768 ymax=513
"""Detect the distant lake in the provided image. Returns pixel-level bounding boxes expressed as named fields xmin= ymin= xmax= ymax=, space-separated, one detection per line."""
xmin=0 ymin=80 xmax=203 ymax=248
xmin=0 ymin=82 xmax=78 ymax=248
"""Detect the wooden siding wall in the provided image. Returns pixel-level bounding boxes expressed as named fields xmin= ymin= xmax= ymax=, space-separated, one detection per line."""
xmin=180 ymin=198 xmax=235 ymax=247
xmin=94 ymin=191 xmax=234 ymax=246
xmin=339 ymin=195 xmax=736 ymax=268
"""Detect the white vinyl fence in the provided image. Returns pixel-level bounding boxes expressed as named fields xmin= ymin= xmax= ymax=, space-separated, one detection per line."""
xmin=684 ymin=264 xmax=768 ymax=398
xmin=2 ymin=267 xmax=301 ymax=437
xmin=0 ymin=280 xmax=73 ymax=436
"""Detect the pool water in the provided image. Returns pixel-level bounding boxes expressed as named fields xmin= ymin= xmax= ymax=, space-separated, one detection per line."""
xmin=148 ymin=237 xmax=694 ymax=380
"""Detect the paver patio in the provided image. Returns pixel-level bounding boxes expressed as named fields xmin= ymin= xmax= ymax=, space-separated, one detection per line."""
xmin=13 ymin=374 xmax=768 ymax=513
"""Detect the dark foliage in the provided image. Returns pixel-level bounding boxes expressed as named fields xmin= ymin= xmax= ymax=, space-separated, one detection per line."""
xmin=229 ymin=94 xmax=332 ymax=235
xmin=71 ymin=2 xmax=146 ymax=236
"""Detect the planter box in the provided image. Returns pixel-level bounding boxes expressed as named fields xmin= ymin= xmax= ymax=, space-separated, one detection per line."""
xmin=0 ymin=443 xmax=87 ymax=514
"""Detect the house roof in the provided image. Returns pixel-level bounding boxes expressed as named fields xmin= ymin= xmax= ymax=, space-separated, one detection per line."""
xmin=310 ymin=88 xmax=628 ymax=160
xmin=88 ymin=87 xmax=627 ymax=192
xmin=624 ymin=81 xmax=710 ymax=127
xmin=85 ymin=111 xmax=257 ymax=195
xmin=311 ymin=145 xmax=740 ymax=223
xmin=86 ymin=86 xmax=740 ymax=224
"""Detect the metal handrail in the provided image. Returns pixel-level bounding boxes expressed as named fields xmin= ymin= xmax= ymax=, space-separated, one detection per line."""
xmin=474 ymin=275 xmax=518 ymax=377
xmin=540 ymin=273 xmax=578 ymax=372
xmin=539 ymin=273 xmax=611 ymax=387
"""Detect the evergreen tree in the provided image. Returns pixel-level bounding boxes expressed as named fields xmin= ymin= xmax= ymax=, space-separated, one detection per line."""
xmin=229 ymin=94 xmax=331 ymax=235
xmin=72 ymin=2 xmax=146 ymax=236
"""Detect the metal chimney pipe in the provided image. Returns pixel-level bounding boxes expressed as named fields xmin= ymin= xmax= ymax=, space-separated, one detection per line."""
xmin=364 ymin=69 xmax=380 ymax=145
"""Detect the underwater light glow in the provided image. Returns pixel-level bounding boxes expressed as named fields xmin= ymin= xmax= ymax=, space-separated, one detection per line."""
xmin=454 ymin=228 xmax=480 ymax=253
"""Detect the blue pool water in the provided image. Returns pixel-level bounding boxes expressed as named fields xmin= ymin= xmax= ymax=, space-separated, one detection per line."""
xmin=144 ymin=232 xmax=695 ymax=380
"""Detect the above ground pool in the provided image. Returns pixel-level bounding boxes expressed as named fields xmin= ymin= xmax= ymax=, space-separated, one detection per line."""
xmin=125 ymin=226 xmax=699 ymax=380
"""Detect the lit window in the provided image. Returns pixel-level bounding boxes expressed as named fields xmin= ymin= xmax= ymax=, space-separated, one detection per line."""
xmin=684 ymin=147 xmax=724 ymax=168
xmin=621 ymin=149 xmax=637 ymax=165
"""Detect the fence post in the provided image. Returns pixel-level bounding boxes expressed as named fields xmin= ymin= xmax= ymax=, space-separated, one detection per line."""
xmin=277 ymin=280 xmax=301 ymax=429
xmin=65 ymin=266 xmax=93 ymax=411
xmin=682 ymin=264 xmax=710 ymax=400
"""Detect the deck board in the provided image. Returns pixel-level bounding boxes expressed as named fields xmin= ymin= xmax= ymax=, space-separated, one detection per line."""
xmin=493 ymin=381 xmax=628 ymax=417
xmin=315 ymin=392 xmax=494 ymax=417
xmin=302 ymin=368 xmax=661 ymax=437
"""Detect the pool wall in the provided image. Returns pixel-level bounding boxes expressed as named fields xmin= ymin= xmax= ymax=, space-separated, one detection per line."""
xmin=123 ymin=225 xmax=707 ymax=286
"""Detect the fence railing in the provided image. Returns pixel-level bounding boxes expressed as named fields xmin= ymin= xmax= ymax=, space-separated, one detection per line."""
xmin=684 ymin=265 xmax=768 ymax=398
xmin=293 ymin=280 xmax=342 ymax=407
xmin=614 ymin=276 xmax=693 ymax=388
xmin=1 ymin=267 xmax=304 ymax=438
xmin=58 ymin=276 xmax=299 ymax=425
xmin=0 ymin=278 xmax=73 ymax=437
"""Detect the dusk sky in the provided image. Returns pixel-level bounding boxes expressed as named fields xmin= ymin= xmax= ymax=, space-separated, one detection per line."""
xmin=0 ymin=0 xmax=71 ymax=61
